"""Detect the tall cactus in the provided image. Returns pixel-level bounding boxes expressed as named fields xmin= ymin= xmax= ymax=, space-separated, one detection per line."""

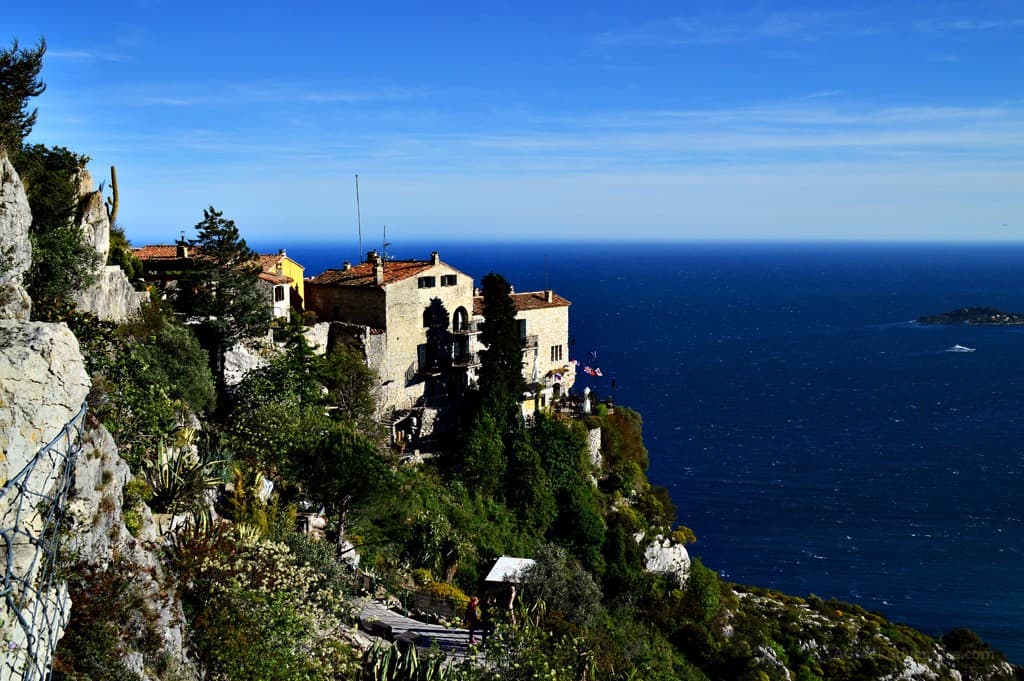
xmin=105 ymin=164 xmax=118 ymax=226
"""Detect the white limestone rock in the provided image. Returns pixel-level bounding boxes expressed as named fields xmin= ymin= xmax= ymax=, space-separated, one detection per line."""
xmin=223 ymin=333 xmax=275 ymax=387
xmin=0 ymin=321 xmax=90 ymax=481
xmin=0 ymin=154 xmax=33 ymax=320
xmin=76 ymin=188 xmax=110 ymax=262
xmin=0 ymin=320 xmax=89 ymax=678
xmin=74 ymin=265 xmax=142 ymax=322
xmin=643 ymin=535 xmax=691 ymax=587
xmin=304 ymin=321 xmax=330 ymax=355
xmin=71 ymin=182 xmax=142 ymax=322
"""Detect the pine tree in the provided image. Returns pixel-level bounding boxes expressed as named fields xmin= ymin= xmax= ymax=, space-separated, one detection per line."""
xmin=178 ymin=207 xmax=269 ymax=394
xmin=0 ymin=38 xmax=46 ymax=155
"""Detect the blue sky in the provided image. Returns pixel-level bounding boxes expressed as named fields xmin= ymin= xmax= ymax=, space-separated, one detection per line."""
xmin=7 ymin=1 xmax=1024 ymax=244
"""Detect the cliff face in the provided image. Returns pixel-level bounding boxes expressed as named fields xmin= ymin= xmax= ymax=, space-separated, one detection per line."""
xmin=0 ymin=155 xmax=32 ymax=320
xmin=0 ymin=158 xmax=195 ymax=680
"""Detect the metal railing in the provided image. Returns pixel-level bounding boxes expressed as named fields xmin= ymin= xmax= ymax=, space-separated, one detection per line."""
xmin=1 ymin=402 xmax=87 ymax=681
xmin=452 ymin=352 xmax=480 ymax=368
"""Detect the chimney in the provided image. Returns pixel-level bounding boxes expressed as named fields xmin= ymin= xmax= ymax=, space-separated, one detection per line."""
xmin=368 ymin=251 xmax=384 ymax=285
xmin=176 ymin=244 xmax=189 ymax=259
xmin=545 ymin=289 xmax=554 ymax=303
xmin=279 ymin=248 xmax=286 ymax=257
xmin=342 ymin=260 xmax=352 ymax=271
xmin=430 ymin=251 xmax=440 ymax=266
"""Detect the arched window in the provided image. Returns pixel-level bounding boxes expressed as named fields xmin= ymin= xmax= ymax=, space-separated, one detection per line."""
xmin=453 ymin=306 xmax=469 ymax=332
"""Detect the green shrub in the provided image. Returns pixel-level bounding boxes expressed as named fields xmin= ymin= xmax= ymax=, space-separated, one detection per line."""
xmin=122 ymin=478 xmax=152 ymax=509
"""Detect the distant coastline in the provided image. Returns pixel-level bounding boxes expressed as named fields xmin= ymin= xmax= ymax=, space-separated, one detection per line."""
xmin=916 ymin=306 xmax=1024 ymax=325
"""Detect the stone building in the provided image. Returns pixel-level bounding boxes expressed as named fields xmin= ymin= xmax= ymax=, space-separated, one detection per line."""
xmin=134 ymin=245 xmax=303 ymax=319
xmin=305 ymin=250 xmax=575 ymax=423
xmin=306 ymin=251 xmax=477 ymax=415
xmin=486 ymin=289 xmax=575 ymax=415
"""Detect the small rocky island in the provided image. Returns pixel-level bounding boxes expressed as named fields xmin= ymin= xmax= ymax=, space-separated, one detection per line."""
xmin=917 ymin=306 xmax=1024 ymax=325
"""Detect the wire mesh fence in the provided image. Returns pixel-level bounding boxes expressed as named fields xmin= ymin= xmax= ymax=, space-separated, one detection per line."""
xmin=1 ymin=402 xmax=87 ymax=681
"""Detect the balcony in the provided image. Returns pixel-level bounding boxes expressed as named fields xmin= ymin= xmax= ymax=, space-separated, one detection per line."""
xmin=520 ymin=334 xmax=538 ymax=350
xmin=452 ymin=320 xmax=481 ymax=335
xmin=453 ymin=352 xmax=481 ymax=368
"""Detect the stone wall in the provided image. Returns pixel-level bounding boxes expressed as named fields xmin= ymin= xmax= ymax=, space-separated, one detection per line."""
xmin=517 ymin=301 xmax=573 ymax=390
xmin=307 ymin=283 xmax=387 ymax=329
xmin=382 ymin=263 xmax=474 ymax=411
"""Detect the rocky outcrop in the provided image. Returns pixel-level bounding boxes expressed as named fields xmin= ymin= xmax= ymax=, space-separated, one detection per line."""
xmin=643 ymin=535 xmax=691 ymax=587
xmin=0 ymin=321 xmax=90 ymax=681
xmin=0 ymin=321 xmax=90 ymax=480
xmin=75 ymin=265 xmax=143 ymax=322
xmin=72 ymin=174 xmax=141 ymax=322
xmin=0 ymin=154 xmax=32 ymax=320
xmin=223 ymin=333 xmax=275 ymax=387
xmin=65 ymin=426 xmax=199 ymax=680
xmin=304 ymin=321 xmax=330 ymax=356
xmin=75 ymin=187 xmax=110 ymax=262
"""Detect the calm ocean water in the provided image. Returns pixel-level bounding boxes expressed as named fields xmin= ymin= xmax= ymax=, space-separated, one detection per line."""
xmin=264 ymin=240 xmax=1024 ymax=662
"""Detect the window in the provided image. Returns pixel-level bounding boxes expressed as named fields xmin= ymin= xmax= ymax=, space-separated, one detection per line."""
xmin=550 ymin=344 xmax=563 ymax=362
xmin=274 ymin=286 xmax=286 ymax=302
xmin=441 ymin=274 xmax=458 ymax=287
xmin=418 ymin=276 xmax=436 ymax=288
xmin=453 ymin=307 xmax=469 ymax=332
xmin=517 ymin=319 xmax=527 ymax=341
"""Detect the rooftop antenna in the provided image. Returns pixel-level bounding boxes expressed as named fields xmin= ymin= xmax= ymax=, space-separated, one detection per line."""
xmin=355 ymin=174 xmax=363 ymax=259
xmin=382 ymin=224 xmax=391 ymax=260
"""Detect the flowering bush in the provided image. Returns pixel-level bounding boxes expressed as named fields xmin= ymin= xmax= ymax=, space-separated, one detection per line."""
xmin=170 ymin=523 xmax=359 ymax=680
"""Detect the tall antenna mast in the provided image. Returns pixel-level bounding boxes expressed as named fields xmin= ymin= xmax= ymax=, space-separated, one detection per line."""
xmin=355 ymin=174 xmax=363 ymax=258
xmin=382 ymin=223 xmax=390 ymax=259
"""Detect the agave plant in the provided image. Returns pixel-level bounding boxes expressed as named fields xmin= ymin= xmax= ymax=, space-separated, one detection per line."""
xmin=142 ymin=434 xmax=224 ymax=514
xmin=361 ymin=641 xmax=454 ymax=681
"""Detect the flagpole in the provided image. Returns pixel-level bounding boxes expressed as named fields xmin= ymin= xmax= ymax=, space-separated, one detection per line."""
xmin=355 ymin=174 xmax=363 ymax=258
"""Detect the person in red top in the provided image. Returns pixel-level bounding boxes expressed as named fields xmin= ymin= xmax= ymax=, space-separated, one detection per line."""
xmin=465 ymin=596 xmax=481 ymax=644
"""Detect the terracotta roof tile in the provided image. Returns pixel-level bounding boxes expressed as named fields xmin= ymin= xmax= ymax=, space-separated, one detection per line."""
xmin=259 ymin=271 xmax=292 ymax=285
xmin=133 ymin=244 xmax=181 ymax=260
xmin=474 ymin=290 xmax=571 ymax=315
xmin=308 ymin=260 xmax=434 ymax=288
xmin=135 ymin=246 xmax=294 ymax=280
xmin=258 ymin=254 xmax=283 ymax=271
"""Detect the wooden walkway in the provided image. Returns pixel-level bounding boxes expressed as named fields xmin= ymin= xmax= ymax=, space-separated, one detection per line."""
xmin=357 ymin=599 xmax=474 ymax=660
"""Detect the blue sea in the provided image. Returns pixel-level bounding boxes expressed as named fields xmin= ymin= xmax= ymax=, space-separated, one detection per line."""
xmin=265 ymin=240 xmax=1024 ymax=663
